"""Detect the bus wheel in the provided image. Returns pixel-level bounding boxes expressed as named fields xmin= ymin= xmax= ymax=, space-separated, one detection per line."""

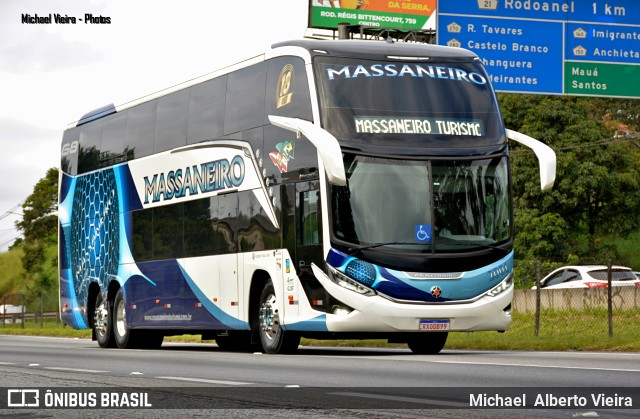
xmin=113 ymin=288 xmax=137 ymax=349
xmin=407 ymin=332 xmax=448 ymax=354
xmin=94 ymin=294 xmax=115 ymax=348
xmin=258 ymin=281 xmax=300 ymax=354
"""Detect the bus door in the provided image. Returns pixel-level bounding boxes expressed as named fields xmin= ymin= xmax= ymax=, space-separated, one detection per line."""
xmin=217 ymin=193 xmax=240 ymax=328
xmin=290 ymin=181 xmax=325 ymax=307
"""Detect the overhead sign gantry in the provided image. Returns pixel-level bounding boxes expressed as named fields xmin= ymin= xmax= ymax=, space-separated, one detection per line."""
xmin=437 ymin=0 xmax=640 ymax=98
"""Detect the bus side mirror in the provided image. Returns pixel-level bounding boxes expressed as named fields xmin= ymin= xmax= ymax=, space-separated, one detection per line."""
xmin=506 ymin=129 xmax=556 ymax=191
xmin=268 ymin=115 xmax=347 ymax=186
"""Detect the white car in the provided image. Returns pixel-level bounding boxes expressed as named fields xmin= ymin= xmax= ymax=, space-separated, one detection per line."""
xmin=533 ymin=265 xmax=640 ymax=289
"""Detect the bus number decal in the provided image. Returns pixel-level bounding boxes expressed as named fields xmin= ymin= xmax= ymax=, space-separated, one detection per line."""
xmin=276 ymin=64 xmax=294 ymax=108
xmin=61 ymin=140 xmax=79 ymax=157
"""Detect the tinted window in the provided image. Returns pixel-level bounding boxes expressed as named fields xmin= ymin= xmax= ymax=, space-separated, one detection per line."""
xmin=238 ymin=190 xmax=279 ymax=252
xmin=184 ymin=197 xmax=218 ymax=257
xmin=544 ymin=271 xmax=566 ymax=287
xmin=225 ymin=63 xmax=267 ymax=135
xmin=61 ymin=128 xmax=80 ymax=175
xmin=217 ymin=193 xmax=239 ymax=254
xmin=563 ymin=270 xmax=579 ymax=282
xmin=263 ymin=125 xmax=319 ymax=184
xmin=125 ymin=100 xmax=156 ymax=159
xmin=589 ymin=269 xmax=637 ymax=281
xmin=188 ymin=77 xmax=227 ymax=144
xmin=131 ymin=209 xmax=153 ymax=261
xmin=315 ymin=57 xmax=504 ymax=147
xmin=265 ymin=57 xmax=313 ymax=121
xmin=100 ymin=112 xmax=128 ymax=168
xmin=155 ymin=89 xmax=189 ymax=153
xmin=77 ymin=121 xmax=102 ymax=174
xmin=300 ymin=189 xmax=321 ymax=246
xmin=153 ymin=203 xmax=184 ymax=260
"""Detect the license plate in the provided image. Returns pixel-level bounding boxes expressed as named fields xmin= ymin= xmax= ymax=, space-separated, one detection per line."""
xmin=419 ymin=319 xmax=450 ymax=332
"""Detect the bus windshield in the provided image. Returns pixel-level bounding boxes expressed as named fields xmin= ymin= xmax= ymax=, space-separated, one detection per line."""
xmin=330 ymin=154 xmax=511 ymax=253
xmin=316 ymin=56 xmax=504 ymax=146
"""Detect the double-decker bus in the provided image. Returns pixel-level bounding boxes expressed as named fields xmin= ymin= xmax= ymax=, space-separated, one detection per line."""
xmin=59 ymin=40 xmax=555 ymax=354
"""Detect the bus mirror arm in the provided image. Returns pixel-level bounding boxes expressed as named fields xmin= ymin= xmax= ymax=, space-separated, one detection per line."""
xmin=506 ymin=129 xmax=556 ymax=191
xmin=268 ymin=115 xmax=347 ymax=186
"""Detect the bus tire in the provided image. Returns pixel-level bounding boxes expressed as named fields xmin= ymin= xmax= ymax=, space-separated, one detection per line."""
xmin=94 ymin=293 xmax=115 ymax=348
xmin=407 ymin=332 xmax=448 ymax=354
xmin=258 ymin=281 xmax=300 ymax=354
xmin=113 ymin=288 xmax=138 ymax=349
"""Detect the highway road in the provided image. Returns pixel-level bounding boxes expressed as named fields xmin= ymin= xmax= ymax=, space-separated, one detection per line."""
xmin=0 ymin=335 xmax=639 ymax=418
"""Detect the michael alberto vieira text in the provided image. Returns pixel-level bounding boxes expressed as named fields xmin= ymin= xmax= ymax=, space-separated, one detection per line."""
xmin=21 ymin=14 xmax=111 ymax=24
xmin=470 ymin=392 xmax=633 ymax=408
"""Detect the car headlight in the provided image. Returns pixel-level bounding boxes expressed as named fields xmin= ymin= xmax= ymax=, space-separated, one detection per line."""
xmin=326 ymin=265 xmax=376 ymax=296
xmin=486 ymin=273 xmax=513 ymax=298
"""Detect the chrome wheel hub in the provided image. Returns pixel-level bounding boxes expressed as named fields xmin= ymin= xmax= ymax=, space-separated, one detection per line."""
xmin=115 ymin=298 xmax=126 ymax=338
xmin=94 ymin=300 xmax=108 ymax=337
xmin=259 ymin=294 xmax=279 ymax=341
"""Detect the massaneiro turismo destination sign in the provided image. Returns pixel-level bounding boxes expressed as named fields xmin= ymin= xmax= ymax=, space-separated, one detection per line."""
xmin=437 ymin=0 xmax=640 ymax=98
xmin=309 ymin=0 xmax=436 ymax=31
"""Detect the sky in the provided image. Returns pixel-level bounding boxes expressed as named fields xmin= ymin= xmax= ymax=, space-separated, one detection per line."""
xmin=0 ymin=0 xmax=311 ymax=251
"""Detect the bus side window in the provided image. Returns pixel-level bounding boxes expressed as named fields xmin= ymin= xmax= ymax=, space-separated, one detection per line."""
xmin=224 ymin=63 xmax=267 ymax=135
xmin=155 ymin=89 xmax=189 ymax=153
xmin=300 ymin=190 xmax=321 ymax=246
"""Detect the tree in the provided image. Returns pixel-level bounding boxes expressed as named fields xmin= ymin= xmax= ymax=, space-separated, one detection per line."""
xmin=16 ymin=167 xmax=58 ymax=243
xmin=501 ymin=95 xmax=640 ymax=268
xmin=15 ymin=167 xmax=59 ymax=298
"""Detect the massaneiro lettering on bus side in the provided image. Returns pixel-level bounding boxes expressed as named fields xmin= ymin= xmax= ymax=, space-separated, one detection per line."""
xmin=143 ymin=156 xmax=245 ymax=204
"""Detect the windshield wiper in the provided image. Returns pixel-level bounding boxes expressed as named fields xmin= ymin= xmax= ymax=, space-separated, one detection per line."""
xmin=436 ymin=239 xmax=511 ymax=255
xmin=346 ymin=241 xmax=422 ymax=255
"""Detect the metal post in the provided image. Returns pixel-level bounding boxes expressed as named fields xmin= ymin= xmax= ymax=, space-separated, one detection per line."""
xmin=607 ymin=260 xmax=613 ymax=338
xmin=21 ymin=294 xmax=25 ymax=329
xmin=40 ymin=292 xmax=44 ymax=328
xmin=338 ymin=23 xmax=350 ymax=40
xmin=535 ymin=261 xmax=541 ymax=337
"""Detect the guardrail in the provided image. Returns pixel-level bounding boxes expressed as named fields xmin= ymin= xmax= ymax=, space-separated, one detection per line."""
xmin=1 ymin=292 xmax=60 ymax=328
xmin=2 ymin=311 xmax=58 ymax=323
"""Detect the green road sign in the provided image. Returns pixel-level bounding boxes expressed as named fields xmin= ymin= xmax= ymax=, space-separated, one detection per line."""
xmin=564 ymin=62 xmax=640 ymax=99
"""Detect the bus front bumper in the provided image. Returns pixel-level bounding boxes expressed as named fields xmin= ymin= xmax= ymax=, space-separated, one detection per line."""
xmin=312 ymin=264 xmax=513 ymax=333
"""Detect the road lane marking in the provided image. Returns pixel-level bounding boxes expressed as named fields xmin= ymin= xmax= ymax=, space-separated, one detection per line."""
xmin=424 ymin=360 xmax=640 ymax=373
xmin=0 ymin=362 xmax=16 ymax=365
xmin=156 ymin=376 xmax=252 ymax=386
xmin=329 ymin=391 xmax=468 ymax=407
xmin=44 ymin=367 xmax=108 ymax=373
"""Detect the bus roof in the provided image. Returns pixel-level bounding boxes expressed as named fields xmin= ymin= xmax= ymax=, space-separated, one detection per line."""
xmin=272 ymin=39 xmax=480 ymax=62
xmin=70 ymin=40 xmax=479 ymax=129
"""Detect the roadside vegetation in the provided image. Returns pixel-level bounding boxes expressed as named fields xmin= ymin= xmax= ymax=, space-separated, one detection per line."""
xmin=1 ymin=96 xmax=640 ymax=352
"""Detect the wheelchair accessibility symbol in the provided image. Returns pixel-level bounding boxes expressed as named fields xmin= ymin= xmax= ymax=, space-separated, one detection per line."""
xmin=415 ymin=224 xmax=432 ymax=243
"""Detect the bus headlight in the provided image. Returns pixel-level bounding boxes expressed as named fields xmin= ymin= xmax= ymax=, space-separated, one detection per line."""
xmin=486 ymin=274 xmax=513 ymax=298
xmin=326 ymin=265 xmax=376 ymax=296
